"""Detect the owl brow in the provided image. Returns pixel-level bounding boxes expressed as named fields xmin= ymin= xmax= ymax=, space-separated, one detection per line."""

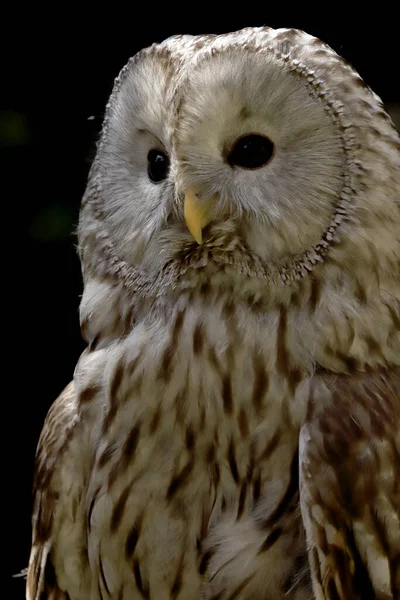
xmin=136 ymin=128 xmax=167 ymax=151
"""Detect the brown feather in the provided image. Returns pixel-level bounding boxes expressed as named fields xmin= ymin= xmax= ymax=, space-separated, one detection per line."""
xmin=300 ymin=368 xmax=400 ymax=600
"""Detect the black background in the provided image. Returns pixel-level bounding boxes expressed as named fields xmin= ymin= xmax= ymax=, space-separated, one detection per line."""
xmin=5 ymin=8 xmax=398 ymax=597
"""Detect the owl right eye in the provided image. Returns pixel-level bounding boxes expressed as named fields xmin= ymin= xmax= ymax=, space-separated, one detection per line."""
xmin=147 ymin=149 xmax=170 ymax=183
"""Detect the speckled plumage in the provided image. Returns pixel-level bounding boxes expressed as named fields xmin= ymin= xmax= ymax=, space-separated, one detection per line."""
xmin=27 ymin=26 xmax=399 ymax=600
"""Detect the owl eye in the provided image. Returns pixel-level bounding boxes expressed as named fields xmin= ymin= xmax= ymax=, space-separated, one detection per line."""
xmin=147 ymin=149 xmax=170 ymax=183
xmin=228 ymin=134 xmax=274 ymax=169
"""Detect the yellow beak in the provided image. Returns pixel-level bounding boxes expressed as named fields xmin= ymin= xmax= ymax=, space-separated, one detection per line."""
xmin=184 ymin=187 xmax=213 ymax=245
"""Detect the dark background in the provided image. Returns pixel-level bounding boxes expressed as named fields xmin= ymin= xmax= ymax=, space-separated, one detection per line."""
xmin=5 ymin=9 xmax=398 ymax=597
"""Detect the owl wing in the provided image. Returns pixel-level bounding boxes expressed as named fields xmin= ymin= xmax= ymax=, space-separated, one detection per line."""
xmin=27 ymin=381 xmax=83 ymax=600
xmin=299 ymin=368 xmax=400 ymax=600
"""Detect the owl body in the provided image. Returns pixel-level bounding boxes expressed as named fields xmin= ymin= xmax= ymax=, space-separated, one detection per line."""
xmin=52 ymin=289 xmax=309 ymax=599
xmin=28 ymin=26 xmax=399 ymax=600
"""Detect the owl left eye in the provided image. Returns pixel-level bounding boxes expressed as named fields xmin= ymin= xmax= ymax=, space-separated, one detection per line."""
xmin=147 ymin=149 xmax=170 ymax=183
xmin=228 ymin=134 xmax=274 ymax=170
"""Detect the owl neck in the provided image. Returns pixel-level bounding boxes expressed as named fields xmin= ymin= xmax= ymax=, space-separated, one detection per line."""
xmin=79 ymin=248 xmax=399 ymax=377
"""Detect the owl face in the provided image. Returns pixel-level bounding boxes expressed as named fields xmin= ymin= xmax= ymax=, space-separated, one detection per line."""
xmin=175 ymin=48 xmax=344 ymax=262
xmin=81 ymin=27 xmax=397 ymax=292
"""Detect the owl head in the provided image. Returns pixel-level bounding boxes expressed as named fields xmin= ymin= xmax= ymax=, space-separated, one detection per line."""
xmin=78 ymin=26 xmax=399 ymax=335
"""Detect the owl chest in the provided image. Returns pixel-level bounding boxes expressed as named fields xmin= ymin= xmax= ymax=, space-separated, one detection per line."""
xmin=97 ymin=304 xmax=306 ymax=496
xmin=84 ymin=307 xmax=309 ymax=598
xmin=95 ymin=337 xmax=302 ymax=499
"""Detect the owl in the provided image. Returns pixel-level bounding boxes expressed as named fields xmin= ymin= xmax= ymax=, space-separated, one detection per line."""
xmin=27 ymin=26 xmax=399 ymax=600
